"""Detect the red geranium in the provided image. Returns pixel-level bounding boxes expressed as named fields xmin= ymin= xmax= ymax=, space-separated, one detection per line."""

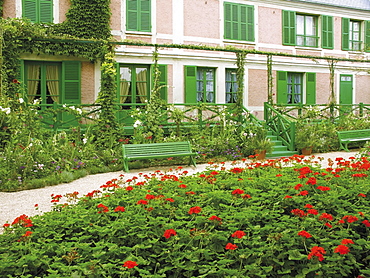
xmin=225 ymin=243 xmax=238 ymax=250
xmin=232 ymin=189 xmax=244 ymax=195
xmin=341 ymin=239 xmax=354 ymax=245
xmin=231 ymin=230 xmax=246 ymax=239
xmin=334 ymin=245 xmax=350 ymax=255
xmin=297 ymin=230 xmax=312 ymax=238
xmin=163 ymin=229 xmax=177 ymax=239
xmin=122 ymin=260 xmax=138 ymax=268
xmin=307 ymin=246 xmax=326 ymax=261
xmin=188 ymin=206 xmax=202 ymax=215
xmin=114 ymin=206 xmax=125 ymax=212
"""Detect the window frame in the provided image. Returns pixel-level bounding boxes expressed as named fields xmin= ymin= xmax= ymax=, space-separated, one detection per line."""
xmin=225 ymin=69 xmax=238 ymax=104
xmin=296 ymin=14 xmax=318 ymax=48
xmin=287 ymin=72 xmax=303 ymax=104
xmin=196 ymin=68 xmax=216 ymax=103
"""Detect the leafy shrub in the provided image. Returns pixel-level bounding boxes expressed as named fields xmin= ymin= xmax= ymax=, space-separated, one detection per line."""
xmin=1 ymin=155 xmax=370 ymax=277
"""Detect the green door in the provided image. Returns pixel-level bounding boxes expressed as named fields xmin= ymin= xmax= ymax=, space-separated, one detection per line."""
xmin=339 ymin=74 xmax=353 ymax=114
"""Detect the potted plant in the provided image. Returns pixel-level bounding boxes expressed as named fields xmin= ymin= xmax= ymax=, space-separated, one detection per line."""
xmin=295 ymin=119 xmax=320 ymax=155
xmin=250 ymin=128 xmax=274 ymax=160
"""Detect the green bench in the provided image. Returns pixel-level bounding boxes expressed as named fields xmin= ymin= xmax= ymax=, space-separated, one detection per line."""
xmin=337 ymin=129 xmax=370 ymax=152
xmin=122 ymin=141 xmax=197 ymax=172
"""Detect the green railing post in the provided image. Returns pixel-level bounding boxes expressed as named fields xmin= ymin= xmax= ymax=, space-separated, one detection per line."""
xmin=359 ymin=103 xmax=364 ymax=117
xmin=290 ymin=121 xmax=296 ymax=151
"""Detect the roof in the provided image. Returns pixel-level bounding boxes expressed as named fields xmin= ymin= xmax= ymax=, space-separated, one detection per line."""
xmin=288 ymin=0 xmax=370 ymax=11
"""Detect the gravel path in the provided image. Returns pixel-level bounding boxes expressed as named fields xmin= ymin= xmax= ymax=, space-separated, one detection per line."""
xmin=0 ymin=150 xmax=359 ymax=233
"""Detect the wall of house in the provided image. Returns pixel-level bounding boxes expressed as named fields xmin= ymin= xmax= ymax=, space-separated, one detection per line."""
xmin=81 ymin=62 xmax=95 ymax=104
xmin=3 ymin=0 xmax=15 ymax=18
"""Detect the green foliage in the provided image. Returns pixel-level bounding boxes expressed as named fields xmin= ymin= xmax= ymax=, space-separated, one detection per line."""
xmin=1 ymin=156 xmax=370 ymax=277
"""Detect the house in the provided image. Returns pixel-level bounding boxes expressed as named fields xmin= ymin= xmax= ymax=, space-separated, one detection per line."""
xmin=2 ymin=0 xmax=370 ymax=123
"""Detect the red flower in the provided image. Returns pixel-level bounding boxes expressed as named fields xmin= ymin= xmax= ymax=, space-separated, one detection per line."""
xmin=165 ymin=198 xmax=175 ymax=202
xmin=307 ymin=209 xmax=318 ymax=215
xmin=319 ymin=213 xmax=333 ymax=221
xmin=231 ymin=230 xmax=246 ymax=239
xmin=114 ymin=206 xmax=125 ymax=212
xmin=334 ymin=245 xmax=350 ymax=255
xmin=242 ymin=194 xmax=251 ymax=199
xmin=307 ymin=246 xmax=326 ymax=261
xmin=122 ymin=260 xmax=138 ymax=268
xmin=291 ymin=208 xmax=306 ymax=217
xmin=284 ymin=195 xmax=292 ymax=199
xmin=232 ymin=189 xmax=244 ymax=195
xmin=294 ymin=183 xmax=303 ymax=190
xmin=225 ymin=243 xmax=238 ymax=250
xmin=12 ymin=214 xmax=33 ymax=227
xmin=306 ymin=177 xmax=317 ymax=185
xmin=358 ymin=193 xmax=367 ymax=197
xmin=188 ymin=206 xmax=202 ymax=215
xmin=97 ymin=203 xmax=109 ymax=213
xmin=297 ymin=190 xmax=309 ymax=196
xmin=362 ymin=220 xmax=370 ymax=227
xmin=137 ymin=199 xmax=148 ymax=205
xmin=209 ymin=215 xmax=222 ymax=222
xmin=304 ymin=204 xmax=313 ymax=208
xmin=178 ymin=184 xmax=187 ymax=188
xmin=230 ymin=167 xmax=243 ymax=174
xmin=163 ymin=229 xmax=177 ymax=239
xmin=341 ymin=239 xmax=354 ymax=245
xmin=186 ymin=191 xmax=196 ymax=195
xmin=3 ymin=223 xmax=10 ymax=228
xmin=317 ymin=186 xmax=331 ymax=191
xmin=341 ymin=215 xmax=358 ymax=223
xmin=210 ymin=171 xmax=219 ymax=175
xmin=145 ymin=194 xmax=155 ymax=200
xmin=126 ymin=186 xmax=134 ymax=191
xmin=324 ymin=222 xmax=332 ymax=228
xmin=24 ymin=231 xmax=32 ymax=237
xmin=298 ymin=230 xmax=312 ymax=238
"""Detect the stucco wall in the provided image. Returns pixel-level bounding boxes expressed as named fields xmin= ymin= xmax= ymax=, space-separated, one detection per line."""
xmin=184 ymin=0 xmax=219 ymax=39
xmin=59 ymin=0 xmax=70 ymax=22
xmin=110 ymin=0 xmax=121 ymax=31
xmin=258 ymin=6 xmax=281 ymax=45
xmin=355 ymin=75 xmax=370 ymax=103
xmin=157 ymin=0 xmax=172 ymax=35
xmin=3 ymin=0 xmax=16 ymax=18
xmin=316 ymin=73 xmax=331 ymax=104
xmin=248 ymin=69 xmax=269 ymax=106
xmin=81 ymin=62 xmax=95 ymax=104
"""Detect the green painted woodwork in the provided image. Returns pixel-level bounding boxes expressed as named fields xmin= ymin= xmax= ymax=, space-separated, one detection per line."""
xmin=322 ymin=15 xmax=334 ymax=49
xmin=122 ymin=141 xmax=196 ymax=172
xmin=282 ymin=10 xmax=296 ymax=46
xmin=339 ymin=74 xmax=353 ymax=105
xmin=184 ymin=66 xmax=197 ymax=103
xmin=62 ymin=61 xmax=81 ymax=105
xmin=365 ymin=21 xmax=370 ymax=52
xmin=337 ymin=129 xmax=370 ymax=151
xmin=224 ymin=2 xmax=254 ymax=41
xmin=277 ymin=71 xmax=287 ymax=104
xmin=23 ymin=0 xmax=53 ymax=23
xmin=341 ymin=18 xmax=350 ymax=51
xmin=127 ymin=0 xmax=151 ymax=32
xmin=306 ymin=72 xmax=316 ymax=104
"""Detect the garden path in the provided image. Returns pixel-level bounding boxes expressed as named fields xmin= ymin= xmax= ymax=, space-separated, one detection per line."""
xmin=0 ymin=150 xmax=359 ymax=233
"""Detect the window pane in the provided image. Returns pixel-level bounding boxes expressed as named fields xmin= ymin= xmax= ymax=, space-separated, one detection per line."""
xmin=296 ymin=15 xmax=304 ymax=34
xmin=305 ymin=16 xmax=315 ymax=36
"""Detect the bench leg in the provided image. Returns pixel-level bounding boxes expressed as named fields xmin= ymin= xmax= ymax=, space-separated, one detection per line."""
xmin=189 ymin=156 xmax=196 ymax=167
xmin=123 ymin=159 xmax=130 ymax=172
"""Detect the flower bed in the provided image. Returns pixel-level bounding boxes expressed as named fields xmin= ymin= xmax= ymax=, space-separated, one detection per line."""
xmin=1 ymin=155 xmax=369 ymax=277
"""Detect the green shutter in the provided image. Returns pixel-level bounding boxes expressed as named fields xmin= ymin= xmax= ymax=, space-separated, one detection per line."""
xmin=158 ymin=65 xmax=167 ymax=101
xmin=116 ymin=63 xmax=121 ymax=100
xmin=39 ymin=0 xmax=53 ymax=23
xmin=341 ymin=18 xmax=350 ymax=51
xmin=240 ymin=5 xmax=247 ymax=41
xmin=224 ymin=2 xmax=232 ymax=39
xmin=306 ymin=73 xmax=316 ymax=104
xmin=23 ymin=0 xmax=37 ymax=22
xmin=231 ymin=4 xmax=238 ymax=40
xmin=140 ymin=0 xmax=151 ymax=32
xmin=246 ymin=5 xmax=254 ymax=42
xmin=184 ymin=66 xmax=197 ymax=104
xmin=282 ymin=10 xmax=296 ymax=45
xmin=62 ymin=61 xmax=81 ymax=104
xmin=127 ymin=0 xmax=138 ymax=31
xmin=277 ymin=71 xmax=287 ymax=104
xmin=322 ymin=15 xmax=333 ymax=49
xmin=365 ymin=21 xmax=370 ymax=52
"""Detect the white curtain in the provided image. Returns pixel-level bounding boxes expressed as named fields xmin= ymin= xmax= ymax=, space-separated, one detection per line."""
xmin=136 ymin=69 xmax=147 ymax=103
xmin=27 ymin=65 xmax=40 ymax=103
xmin=46 ymin=65 xmax=60 ymax=103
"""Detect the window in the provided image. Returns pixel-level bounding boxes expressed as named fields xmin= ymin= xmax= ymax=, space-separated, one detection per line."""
xmin=117 ymin=64 xmax=167 ymax=107
xmin=22 ymin=0 xmax=53 ymax=23
xmin=342 ymin=18 xmax=370 ymax=51
xmin=184 ymin=66 xmax=215 ymax=103
xmin=224 ymin=2 xmax=254 ymax=42
xmin=23 ymin=61 xmax=81 ymax=107
xmin=225 ymin=69 xmax=238 ymax=103
xmin=126 ymin=0 xmax=151 ymax=32
xmin=277 ymin=71 xmax=316 ymax=105
xmin=282 ymin=11 xmax=333 ymax=49
xmin=296 ymin=15 xmax=317 ymax=47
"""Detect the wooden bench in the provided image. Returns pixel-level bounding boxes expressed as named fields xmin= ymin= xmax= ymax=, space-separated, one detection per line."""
xmin=122 ymin=141 xmax=197 ymax=172
xmin=337 ymin=129 xmax=370 ymax=152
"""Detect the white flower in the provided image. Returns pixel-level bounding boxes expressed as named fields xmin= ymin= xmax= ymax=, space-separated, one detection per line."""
xmin=3 ymin=108 xmax=11 ymax=114
xmin=133 ymin=120 xmax=142 ymax=128
xmin=19 ymin=98 xmax=24 ymax=104
xmin=83 ymin=138 xmax=88 ymax=144
xmin=70 ymin=106 xmax=75 ymax=110
xmin=63 ymin=104 xmax=67 ymax=108
xmin=76 ymin=108 xmax=82 ymax=114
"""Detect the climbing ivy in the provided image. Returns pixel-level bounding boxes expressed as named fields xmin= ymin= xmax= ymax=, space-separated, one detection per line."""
xmin=236 ymin=51 xmax=246 ymax=118
xmin=0 ymin=0 xmax=3 ymax=17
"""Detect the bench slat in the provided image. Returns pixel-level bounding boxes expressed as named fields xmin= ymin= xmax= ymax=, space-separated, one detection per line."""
xmin=337 ymin=129 xmax=370 ymax=152
xmin=122 ymin=141 xmax=196 ymax=172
